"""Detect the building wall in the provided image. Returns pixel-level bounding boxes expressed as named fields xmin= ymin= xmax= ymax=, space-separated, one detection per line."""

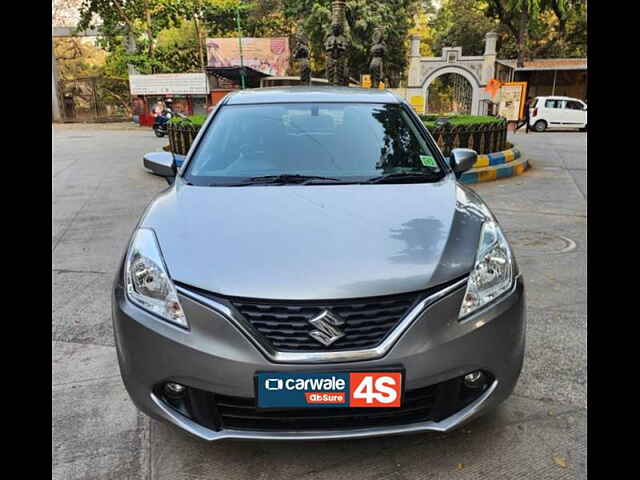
xmin=211 ymin=90 xmax=233 ymax=106
xmin=495 ymin=63 xmax=513 ymax=83
xmin=515 ymin=70 xmax=587 ymax=100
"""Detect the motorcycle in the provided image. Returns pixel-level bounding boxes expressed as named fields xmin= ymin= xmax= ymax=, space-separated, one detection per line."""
xmin=152 ymin=109 xmax=172 ymax=137
xmin=153 ymin=110 xmax=190 ymax=137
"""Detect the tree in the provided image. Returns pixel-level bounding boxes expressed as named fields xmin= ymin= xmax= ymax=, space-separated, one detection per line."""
xmin=527 ymin=0 xmax=586 ymax=57
xmin=483 ymin=0 xmax=537 ymax=65
xmin=54 ymin=38 xmax=107 ymax=80
xmin=431 ymin=0 xmax=498 ymax=56
xmin=76 ymin=0 xmax=190 ymax=70
xmin=283 ymin=0 xmax=423 ymax=87
xmin=484 ymin=0 xmax=585 ymax=63
xmin=200 ymin=0 xmax=291 ymax=38
xmin=155 ymin=2 xmax=207 ymax=71
xmin=75 ymin=0 xmax=296 ymax=76
xmin=53 ymin=0 xmax=83 ymax=26
xmin=154 ymin=22 xmax=203 ymax=72
xmin=408 ymin=10 xmax=435 ymax=56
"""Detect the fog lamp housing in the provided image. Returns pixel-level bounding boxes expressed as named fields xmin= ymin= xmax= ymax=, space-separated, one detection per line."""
xmin=463 ymin=371 xmax=486 ymax=388
xmin=164 ymin=382 xmax=186 ymax=397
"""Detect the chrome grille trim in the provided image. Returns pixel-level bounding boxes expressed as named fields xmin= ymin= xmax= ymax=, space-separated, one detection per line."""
xmin=176 ymin=277 xmax=468 ymax=364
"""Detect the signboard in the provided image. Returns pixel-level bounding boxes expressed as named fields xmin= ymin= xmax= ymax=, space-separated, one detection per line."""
xmin=497 ymin=82 xmax=527 ymax=121
xmin=409 ymin=95 xmax=425 ymax=114
xmin=360 ymin=75 xmax=385 ymax=90
xmin=129 ymin=73 xmax=209 ymax=95
xmin=206 ymin=37 xmax=290 ymax=77
xmin=216 ymin=76 xmax=237 ymax=89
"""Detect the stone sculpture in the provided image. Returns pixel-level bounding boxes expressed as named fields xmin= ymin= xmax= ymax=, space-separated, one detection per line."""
xmin=325 ymin=22 xmax=349 ymax=86
xmin=369 ymin=27 xmax=386 ymax=88
xmin=293 ymin=34 xmax=311 ymax=85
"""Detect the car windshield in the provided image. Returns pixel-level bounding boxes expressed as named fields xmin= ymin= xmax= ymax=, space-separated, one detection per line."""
xmin=183 ymin=102 xmax=444 ymax=185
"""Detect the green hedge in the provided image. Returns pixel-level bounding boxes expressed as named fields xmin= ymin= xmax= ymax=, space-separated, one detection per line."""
xmin=169 ymin=114 xmax=207 ymax=127
xmin=419 ymin=115 xmax=503 ymax=129
xmin=167 ymin=113 xmax=508 ymax=156
xmin=170 ymin=113 xmax=504 ymax=133
xmin=171 ymin=114 xmax=500 ymax=128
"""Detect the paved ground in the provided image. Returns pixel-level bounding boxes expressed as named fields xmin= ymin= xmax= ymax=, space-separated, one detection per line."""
xmin=52 ymin=123 xmax=586 ymax=480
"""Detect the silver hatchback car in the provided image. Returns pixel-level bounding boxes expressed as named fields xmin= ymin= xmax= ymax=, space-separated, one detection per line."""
xmin=113 ymin=87 xmax=525 ymax=441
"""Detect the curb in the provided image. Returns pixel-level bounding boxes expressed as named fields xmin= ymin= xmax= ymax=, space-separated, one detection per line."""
xmin=460 ymin=154 xmax=529 ymax=184
xmin=473 ymin=147 xmax=521 ymax=168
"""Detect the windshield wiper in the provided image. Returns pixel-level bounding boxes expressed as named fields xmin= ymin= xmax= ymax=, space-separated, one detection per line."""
xmin=247 ymin=174 xmax=342 ymax=184
xmin=364 ymin=172 xmax=442 ymax=184
xmin=207 ymin=174 xmax=344 ymax=187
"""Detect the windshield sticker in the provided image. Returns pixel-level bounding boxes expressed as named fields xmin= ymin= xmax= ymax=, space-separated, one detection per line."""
xmin=420 ymin=155 xmax=436 ymax=168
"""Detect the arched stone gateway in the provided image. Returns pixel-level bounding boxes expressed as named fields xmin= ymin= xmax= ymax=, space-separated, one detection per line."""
xmin=406 ymin=33 xmax=498 ymax=116
xmin=423 ymin=66 xmax=480 ymax=115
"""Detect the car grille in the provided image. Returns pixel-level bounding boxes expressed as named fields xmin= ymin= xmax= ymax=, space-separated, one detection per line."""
xmin=176 ymin=278 xmax=464 ymax=353
xmin=156 ymin=373 xmax=492 ymax=432
xmin=229 ymin=292 xmax=423 ymax=351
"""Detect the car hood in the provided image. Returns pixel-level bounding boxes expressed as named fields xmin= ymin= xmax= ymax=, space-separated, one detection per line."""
xmin=141 ymin=176 xmax=492 ymax=300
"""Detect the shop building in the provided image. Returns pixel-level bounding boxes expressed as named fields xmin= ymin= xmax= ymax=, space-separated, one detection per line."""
xmin=205 ymin=66 xmax=270 ymax=106
xmin=495 ymin=58 xmax=587 ymax=101
xmin=129 ymin=72 xmax=211 ymax=126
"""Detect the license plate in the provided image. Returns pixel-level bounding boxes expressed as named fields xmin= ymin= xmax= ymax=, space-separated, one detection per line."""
xmin=255 ymin=371 xmax=403 ymax=408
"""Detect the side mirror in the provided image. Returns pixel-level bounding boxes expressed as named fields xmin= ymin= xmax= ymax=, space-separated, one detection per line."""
xmin=174 ymin=154 xmax=186 ymax=169
xmin=449 ymin=148 xmax=477 ymax=178
xmin=143 ymin=151 xmax=176 ymax=178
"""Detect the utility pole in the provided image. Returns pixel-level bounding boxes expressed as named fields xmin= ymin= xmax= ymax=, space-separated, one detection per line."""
xmin=125 ymin=28 xmax=139 ymax=75
xmin=193 ymin=0 xmax=206 ymax=70
xmin=194 ymin=15 xmax=205 ymax=69
xmin=236 ymin=8 xmax=246 ymax=89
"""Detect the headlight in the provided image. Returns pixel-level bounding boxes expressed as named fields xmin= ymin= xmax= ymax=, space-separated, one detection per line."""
xmin=125 ymin=228 xmax=188 ymax=328
xmin=459 ymin=220 xmax=514 ymax=319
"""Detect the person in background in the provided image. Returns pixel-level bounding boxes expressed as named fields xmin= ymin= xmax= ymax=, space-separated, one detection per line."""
xmin=515 ymin=97 xmax=532 ymax=134
xmin=152 ymin=101 xmax=165 ymax=118
xmin=153 ymin=99 xmax=173 ymax=132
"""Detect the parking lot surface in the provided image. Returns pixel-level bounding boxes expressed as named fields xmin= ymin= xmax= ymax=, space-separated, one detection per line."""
xmin=53 ymin=123 xmax=586 ymax=480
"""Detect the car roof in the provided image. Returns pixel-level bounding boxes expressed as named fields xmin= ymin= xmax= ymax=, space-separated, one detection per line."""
xmin=224 ymin=86 xmax=402 ymax=105
xmin=536 ymin=95 xmax=583 ymax=101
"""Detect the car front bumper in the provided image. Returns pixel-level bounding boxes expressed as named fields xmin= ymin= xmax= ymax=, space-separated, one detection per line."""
xmin=112 ymin=275 xmax=525 ymax=441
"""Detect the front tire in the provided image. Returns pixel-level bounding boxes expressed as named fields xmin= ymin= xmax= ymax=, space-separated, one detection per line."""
xmin=533 ymin=120 xmax=547 ymax=132
xmin=154 ymin=127 xmax=165 ymax=138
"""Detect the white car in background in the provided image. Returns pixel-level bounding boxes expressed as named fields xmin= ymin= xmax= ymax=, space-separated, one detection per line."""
xmin=529 ymin=96 xmax=587 ymax=132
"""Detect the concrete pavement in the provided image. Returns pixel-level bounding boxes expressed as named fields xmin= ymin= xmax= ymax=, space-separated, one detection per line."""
xmin=52 ymin=124 xmax=586 ymax=480
xmin=509 ymin=130 xmax=586 ymax=198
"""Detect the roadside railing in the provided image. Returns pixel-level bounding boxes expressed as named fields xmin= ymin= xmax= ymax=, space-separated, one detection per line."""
xmin=427 ymin=118 xmax=508 ymax=157
xmin=168 ymin=123 xmax=200 ymax=156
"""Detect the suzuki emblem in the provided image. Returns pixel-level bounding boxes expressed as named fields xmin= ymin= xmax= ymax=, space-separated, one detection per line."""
xmin=308 ymin=310 xmax=346 ymax=346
